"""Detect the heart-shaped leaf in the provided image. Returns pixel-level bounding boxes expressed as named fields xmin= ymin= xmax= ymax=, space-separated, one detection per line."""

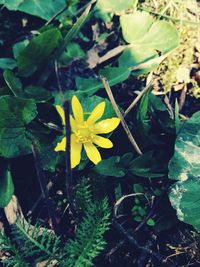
xmin=0 ymin=95 xmax=37 ymax=158
xmin=119 ymin=11 xmax=179 ymax=74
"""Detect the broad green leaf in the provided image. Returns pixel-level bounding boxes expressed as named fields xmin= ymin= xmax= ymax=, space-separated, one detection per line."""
xmin=0 ymin=96 xmax=37 ymax=158
xmin=75 ymin=67 xmax=131 ymax=95
xmin=129 ymin=151 xmax=167 ymax=178
xmin=60 ymin=42 xmax=85 ymax=65
xmin=94 ymin=156 xmax=125 ymax=177
xmin=0 ymin=58 xmax=16 ymax=70
xmin=0 ymin=0 xmax=67 ymax=20
xmin=0 ymin=161 xmax=14 ymax=208
xmin=120 ymin=12 xmax=153 ymax=43
xmin=38 ymin=5 xmax=91 ymax=85
xmin=94 ymin=153 xmax=134 ymax=177
xmin=96 ymin=0 xmax=133 ymax=13
xmin=80 ymin=95 xmax=116 ymax=119
xmin=12 ymin=40 xmax=29 ymax=59
xmin=17 ymin=28 xmax=62 ymax=77
xmin=3 ymin=70 xmax=52 ymax=102
xmin=119 ymin=11 xmax=179 ymax=73
xmin=24 ymin=86 xmax=52 ymax=102
xmin=169 ymin=111 xmax=200 ymax=231
xmin=3 ymin=69 xmax=23 ymax=96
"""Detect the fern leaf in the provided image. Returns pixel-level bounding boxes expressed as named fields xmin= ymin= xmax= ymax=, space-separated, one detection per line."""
xmin=61 ymin=198 xmax=110 ymax=267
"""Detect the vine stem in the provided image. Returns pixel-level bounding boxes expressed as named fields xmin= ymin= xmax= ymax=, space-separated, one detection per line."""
xmin=101 ymin=76 xmax=142 ymax=155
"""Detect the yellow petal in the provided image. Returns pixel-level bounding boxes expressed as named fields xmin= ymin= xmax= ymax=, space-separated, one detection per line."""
xmin=71 ymin=134 xmax=82 ymax=168
xmin=70 ymin=115 xmax=77 ymax=132
xmin=87 ymin=102 xmax=105 ymax=124
xmin=95 ymin=118 xmax=120 ymax=134
xmin=93 ymin=135 xmax=113 ymax=148
xmin=55 ymin=137 xmax=66 ymax=152
xmin=84 ymin=142 xmax=101 ymax=165
xmin=56 ymin=105 xmax=65 ymax=125
xmin=72 ymin=96 xmax=83 ymax=123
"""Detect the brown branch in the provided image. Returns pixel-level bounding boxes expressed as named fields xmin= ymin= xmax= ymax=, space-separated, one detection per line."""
xmin=101 ymin=76 xmax=142 ymax=155
xmin=112 ymin=219 xmax=173 ymax=267
xmin=124 ymin=80 xmax=154 ymax=116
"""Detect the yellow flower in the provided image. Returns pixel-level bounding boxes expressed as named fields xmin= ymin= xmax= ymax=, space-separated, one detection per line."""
xmin=55 ymin=96 xmax=120 ymax=168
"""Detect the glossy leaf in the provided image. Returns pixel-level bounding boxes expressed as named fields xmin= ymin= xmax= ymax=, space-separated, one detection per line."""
xmin=129 ymin=151 xmax=167 ymax=178
xmin=119 ymin=11 xmax=179 ymax=74
xmin=0 ymin=58 xmax=16 ymax=70
xmin=0 ymin=0 xmax=67 ymax=20
xmin=96 ymin=0 xmax=133 ymax=13
xmin=17 ymin=28 xmax=62 ymax=77
xmin=0 ymin=161 xmax=14 ymax=208
xmin=169 ymin=111 xmax=200 ymax=231
xmin=75 ymin=67 xmax=131 ymax=95
xmin=0 ymin=96 xmax=37 ymax=158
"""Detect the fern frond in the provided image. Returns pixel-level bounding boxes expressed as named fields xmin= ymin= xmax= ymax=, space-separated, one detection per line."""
xmin=61 ymin=198 xmax=110 ymax=267
xmin=76 ymin=177 xmax=92 ymax=213
xmin=11 ymin=220 xmax=60 ymax=265
xmin=0 ymin=231 xmax=29 ymax=267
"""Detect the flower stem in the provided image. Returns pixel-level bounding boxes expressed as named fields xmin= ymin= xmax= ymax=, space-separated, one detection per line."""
xmin=64 ymin=101 xmax=76 ymax=217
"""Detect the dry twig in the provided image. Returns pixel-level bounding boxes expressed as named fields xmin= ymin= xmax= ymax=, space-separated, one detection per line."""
xmin=101 ymin=76 xmax=142 ymax=155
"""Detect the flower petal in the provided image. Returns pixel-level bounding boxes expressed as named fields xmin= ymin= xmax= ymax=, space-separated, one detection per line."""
xmin=93 ymin=135 xmax=113 ymax=148
xmin=84 ymin=142 xmax=101 ymax=165
xmin=87 ymin=102 xmax=105 ymax=124
xmin=72 ymin=96 xmax=83 ymax=123
xmin=95 ymin=118 xmax=120 ymax=134
xmin=56 ymin=105 xmax=65 ymax=125
xmin=71 ymin=134 xmax=82 ymax=168
xmin=55 ymin=137 xmax=66 ymax=152
xmin=70 ymin=115 xmax=77 ymax=132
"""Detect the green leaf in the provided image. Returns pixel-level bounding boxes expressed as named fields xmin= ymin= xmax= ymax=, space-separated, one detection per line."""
xmin=60 ymin=42 xmax=85 ymax=65
xmin=120 ymin=12 xmax=154 ymax=43
xmin=17 ymin=28 xmax=62 ymax=77
xmin=12 ymin=40 xmax=29 ymax=59
xmin=129 ymin=151 xmax=167 ymax=178
xmin=95 ymin=0 xmax=133 ymax=13
xmin=119 ymin=11 xmax=179 ymax=73
xmin=0 ymin=58 xmax=16 ymax=70
xmin=24 ymin=86 xmax=52 ymax=102
xmin=3 ymin=70 xmax=52 ymax=102
xmin=3 ymin=69 xmax=23 ymax=96
xmin=146 ymin=218 xmax=155 ymax=227
xmin=80 ymin=95 xmax=116 ymax=120
xmin=0 ymin=161 xmax=14 ymax=208
xmin=94 ymin=156 xmax=125 ymax=177
xmin=75 ymin=67 xmax=131 ymax=95
xmin=136 ymin=90 xmax=150 ymax=135
xmin=0 ymin=0 xmax=67 ymax=20
xmin=0 ymin=95 xmax=37 ymax=158
xmin=38 ymin=5 xmax=91 ymax=85
xmin=169 ymin=111 xmax=200 ymax=231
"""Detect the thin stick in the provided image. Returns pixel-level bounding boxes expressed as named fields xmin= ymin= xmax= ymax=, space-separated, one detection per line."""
xmin=139 ymin=6 xmax=200 ymax=26
xmin=112 ymin=219 xmax=173 ymax=266
xmin=124 ymin=80 xmax=153 ymax=116
xmin=64 ymin=101 xmax=76 ymax=216
xmin=45 ymin=5 xmax=68 ymax=25
xmin=31 ymin=144 xmax=60 ymax=234
xmin=101 ymin=77 xmax=142 ymax=155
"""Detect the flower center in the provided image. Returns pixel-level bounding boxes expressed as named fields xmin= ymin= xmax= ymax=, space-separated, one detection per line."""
xmin=74 ymin=122 xmax=95 ymax=143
